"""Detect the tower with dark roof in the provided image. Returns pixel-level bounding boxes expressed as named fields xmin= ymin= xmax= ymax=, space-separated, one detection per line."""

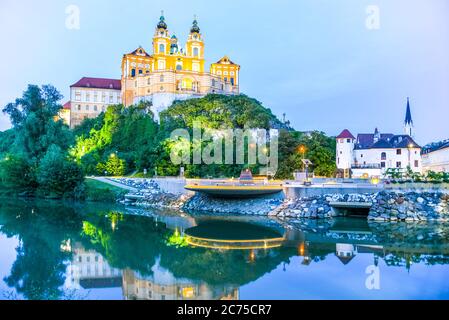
xmin=404 ymin=97 xmax=414 ymax=137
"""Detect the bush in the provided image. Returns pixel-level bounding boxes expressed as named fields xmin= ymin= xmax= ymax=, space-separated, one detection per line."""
xmin=37 ymin=145 xmax=84 ymax=197
xmin=0 ymin=154 xmax=37 ymax=191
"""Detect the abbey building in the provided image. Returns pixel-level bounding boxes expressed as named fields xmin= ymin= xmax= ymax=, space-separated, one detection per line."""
xmin=64 ymin=14 xmax=240 ymax=127
xmin=121 ymin=14 xmax=240 ymax=116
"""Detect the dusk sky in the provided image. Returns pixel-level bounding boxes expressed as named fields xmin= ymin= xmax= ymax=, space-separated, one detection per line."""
xmin=0 ymin=0 xmax=448 ymax=144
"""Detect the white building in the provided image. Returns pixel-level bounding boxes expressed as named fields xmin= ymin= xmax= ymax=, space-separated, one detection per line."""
xmin=336 ymin=99 xmax=422 ymax=178
xmin=69 ymin=77 xmax=122 ymax=128
xmin=422 ymin=142 xmax=449 ymax=173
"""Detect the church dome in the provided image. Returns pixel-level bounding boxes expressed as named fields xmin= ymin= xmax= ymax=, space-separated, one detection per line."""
xmin=190 ymin=19 xmax=200 ymax=33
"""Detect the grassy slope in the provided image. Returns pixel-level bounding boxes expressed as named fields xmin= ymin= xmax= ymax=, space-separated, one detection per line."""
xmin=85 ymin=178 xmax=128 ymax=202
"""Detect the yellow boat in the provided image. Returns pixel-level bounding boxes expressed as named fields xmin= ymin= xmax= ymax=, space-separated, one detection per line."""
xmin=185 ymin=170 xmax=283 ymax=198
xmin=184 ymin=183 xmax=283 ymax=198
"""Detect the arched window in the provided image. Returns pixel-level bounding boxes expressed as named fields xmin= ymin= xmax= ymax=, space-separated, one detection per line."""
xmin=193 ymin=47 xmax=199 ymax=57
xmin=131 ymin=69 xmax=136 ymax=77
xmin=381 ymin=152 xmax=387 ymax=161
xmin=160 ymin=75 xmax=164 ymax=83
xmin=211 ymin=79 xmax=216 ymax=87
xmin=159 ymin=43 xmax=165 ymax=54
xmin=176 ymin=64 xmax=182 ymax=71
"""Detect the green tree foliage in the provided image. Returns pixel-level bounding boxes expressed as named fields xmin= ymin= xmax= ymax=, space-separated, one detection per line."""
xmin=37 ymin=145 xmax=85 ymax=197
xmin=72 ymin=102 xmax=158 ymax=174
xmin=0 ymin=130 xmax=16 ymax=157
xmin=0 ymin=154 xmax=37 ymax=192
xmin=73 ymin=94 xmax=337 ymax=178
xmin=96 ymin=154 xmax=127 ymax=176
xmin=275 ymin=130 xmax=337 ymax=178
xmin=1 ymin=85 xmax=84 ymax=197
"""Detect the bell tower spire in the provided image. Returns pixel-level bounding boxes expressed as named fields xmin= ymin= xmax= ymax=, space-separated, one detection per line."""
xmin=404 ymin=97 xmax=414 ymax=137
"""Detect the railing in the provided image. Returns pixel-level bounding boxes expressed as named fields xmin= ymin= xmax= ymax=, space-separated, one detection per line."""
xmin=352 ymin=164 xmax=381 ymax=169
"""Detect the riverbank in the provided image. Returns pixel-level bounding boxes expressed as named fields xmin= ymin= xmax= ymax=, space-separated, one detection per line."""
xmin=108 ymin=177 xmax=449 ymax=223
xmin=271 ymin=191 xmax=449 ymax=222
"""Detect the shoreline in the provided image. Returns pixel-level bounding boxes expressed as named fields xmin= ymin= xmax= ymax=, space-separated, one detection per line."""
xmin=112 ymin=177 xmax=449 ymax=223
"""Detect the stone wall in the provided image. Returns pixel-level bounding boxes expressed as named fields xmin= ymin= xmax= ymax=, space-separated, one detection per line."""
xmin=369 ymin=191 xmax=449 ymax=222
xmin=271 ymin=191 xmax=449 ymax=222
xmin=183 ymin=193 xmax=284 ymax=215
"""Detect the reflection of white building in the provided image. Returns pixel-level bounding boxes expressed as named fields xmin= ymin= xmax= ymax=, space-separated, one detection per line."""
xmin=65 ymin=243 xmax=122 ymax=290
xmin=122 ymin=258 xmax=238 ymax=300
xmin=422 ymin=142 xmax=449 ymax=173
xmin=336 ymin=99 xmax=422 ymax=178
xmin=335 ymin=244 xmax=385 ymax=265
xmin=335 ymin=244 xmax=357 ymax=265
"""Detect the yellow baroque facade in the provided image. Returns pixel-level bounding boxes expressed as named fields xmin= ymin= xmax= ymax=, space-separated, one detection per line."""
xmin=121 ymin=14 xmax=240 ymax=116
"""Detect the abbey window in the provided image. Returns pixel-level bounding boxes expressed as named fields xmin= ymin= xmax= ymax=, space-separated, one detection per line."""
xmin=159 ymin=43 xmax=165 ymax=54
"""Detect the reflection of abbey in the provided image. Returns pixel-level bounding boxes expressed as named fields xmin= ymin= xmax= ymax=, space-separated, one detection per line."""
xmin=65 ymin=14 xmax=240 ymax=127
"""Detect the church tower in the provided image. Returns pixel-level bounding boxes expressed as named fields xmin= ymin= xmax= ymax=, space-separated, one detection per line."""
xmin=153 ymin=12 xmax=171 ymax=70
xmin=404 ymin=97 xmax=414 ymax=137
xmin=186 ymin=16 xmax=205 ymax=72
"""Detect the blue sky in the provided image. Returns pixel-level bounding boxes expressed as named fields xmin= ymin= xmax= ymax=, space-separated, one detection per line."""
xmin=0 ymin=0 xmax=448 ymax=144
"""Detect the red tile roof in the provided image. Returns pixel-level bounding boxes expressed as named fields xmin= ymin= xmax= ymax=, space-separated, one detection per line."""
xmin=63 ymin=101 xmax=71 ymax=110
xmin=70 ymin=77 xmax=121 ymax=90
xmin=336 ymin=129 xmax=355 ymax=139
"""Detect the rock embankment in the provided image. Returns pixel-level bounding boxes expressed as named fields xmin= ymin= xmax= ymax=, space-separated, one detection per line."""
xmin=114 ymin=178 xmax=189 ymax=209
xmin=273 ymin=194 xmax=376 ymax=219
xmin=271 ymin=191 xmax=449 ymax=222
xmin=369 ymin=191 xmax=449 ymax=222
xmin=183 ymin=193 xmax=284 ymax=215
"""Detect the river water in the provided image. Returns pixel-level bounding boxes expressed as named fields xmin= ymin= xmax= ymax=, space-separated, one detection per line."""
xmin=0 ymin=199 xmax=448 ymax=300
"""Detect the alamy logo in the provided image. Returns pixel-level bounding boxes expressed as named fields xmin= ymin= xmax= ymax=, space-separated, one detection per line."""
xmin=65 ymin=5 xmax=81 ymax=30
xmin=169 ymin=122 xmax=279 ymax=175
xmin=365 ymin=265 xmax=381 ymax=290
xmin=366 ymin=5 xmax=381 ymax=30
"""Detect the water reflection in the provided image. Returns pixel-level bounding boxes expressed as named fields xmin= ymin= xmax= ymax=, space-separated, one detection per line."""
xmin=1 ymin=199 xmax=449 ymax=300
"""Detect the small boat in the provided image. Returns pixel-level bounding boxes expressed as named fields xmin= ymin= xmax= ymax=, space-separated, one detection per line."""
xmin=184 ymin=169 xmax=283 ymax=198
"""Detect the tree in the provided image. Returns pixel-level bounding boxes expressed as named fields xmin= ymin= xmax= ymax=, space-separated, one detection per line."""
xmin=1 ymin=85 xmax=84 ymax=197
xmin=0 ymin=154 xmax=37 ymax=191
xmin=37 ymin=145 xmax=84 ymax=197
xmin=97 ymin=154 xmax=126 ymax=176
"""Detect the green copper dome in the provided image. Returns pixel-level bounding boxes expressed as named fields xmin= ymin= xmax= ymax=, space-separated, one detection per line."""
xmin=157 ymin=15 xmax=167 ymax=30
xmin=190 ymin=19 xmax=200 ymax=33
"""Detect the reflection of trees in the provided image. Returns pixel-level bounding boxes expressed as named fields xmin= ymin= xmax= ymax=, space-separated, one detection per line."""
xmin=0 ymin=200 xmax=82 ymax=300
xmin=79 ymin=212 xmax=169 ymax=277
xmin=80 ymin=214 xmax=297 ymax=287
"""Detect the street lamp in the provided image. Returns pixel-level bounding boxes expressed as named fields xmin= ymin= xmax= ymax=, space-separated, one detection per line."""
xmin=298 ymin=145 xmax=306 ymax=171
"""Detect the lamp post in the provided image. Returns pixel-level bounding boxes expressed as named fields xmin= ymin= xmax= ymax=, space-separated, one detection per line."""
xmin=298 ymin=145 xmax=306 ymax=172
